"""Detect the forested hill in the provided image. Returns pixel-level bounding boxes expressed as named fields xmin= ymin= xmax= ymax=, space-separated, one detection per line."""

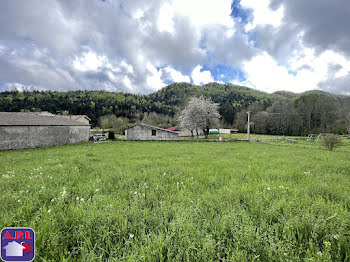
xmin=0 ymin=82 xmax=282 ymax=126
xmin=0 ymin=82 xmax=348 ymax=135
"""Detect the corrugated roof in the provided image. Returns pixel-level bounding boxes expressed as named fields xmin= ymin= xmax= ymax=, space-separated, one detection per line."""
xmin=0 ymin=112 xmax=90 ymax=126
xmin=128 ymin=123 xmax=179 ymax=134
xmin=167 ymin=126 xmax=180 ymax=131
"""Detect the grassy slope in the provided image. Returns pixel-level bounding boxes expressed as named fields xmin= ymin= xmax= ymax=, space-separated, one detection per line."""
xmin=0 ymin=141 xmax=349 ymax=261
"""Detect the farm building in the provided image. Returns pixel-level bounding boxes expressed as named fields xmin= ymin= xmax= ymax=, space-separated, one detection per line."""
xmin=60 ymin=114 xmax=91 ymax=124
xmin=167 ymin=126 xmax=203 ymax=137
xmin=126 ymin=124 xmax=178 ymax=140
xmin=0 ymin=112 xmax=91 ymax=150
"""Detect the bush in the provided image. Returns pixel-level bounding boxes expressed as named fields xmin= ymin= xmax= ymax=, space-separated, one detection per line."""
xmin=321 ymin=134 xmax=341 ymax=151
xmin=108 ymin=131 xmax=115 ymax=140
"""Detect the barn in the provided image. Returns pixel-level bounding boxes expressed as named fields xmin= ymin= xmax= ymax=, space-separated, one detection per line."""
xmin=0 ymin=112 xmax=91 ymax=150
xmin=126 ymin=124 xmax=178 ymax=140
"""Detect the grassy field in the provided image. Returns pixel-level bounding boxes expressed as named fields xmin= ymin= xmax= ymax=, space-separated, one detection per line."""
xmin=1 ymin=139 xmax=350 ymax=261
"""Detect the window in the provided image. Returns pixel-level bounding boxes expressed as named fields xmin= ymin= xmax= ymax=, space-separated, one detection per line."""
xmin=152 ymin=129 xmax=156 ymax=136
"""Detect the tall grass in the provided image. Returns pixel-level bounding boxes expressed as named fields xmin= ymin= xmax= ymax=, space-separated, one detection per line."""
xmin=0 ymin=140 xmax=349 ymax=261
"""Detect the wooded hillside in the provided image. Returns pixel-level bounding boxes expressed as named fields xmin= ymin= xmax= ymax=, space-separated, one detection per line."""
xmin=1 ymin=82 xmax=349 ymax=135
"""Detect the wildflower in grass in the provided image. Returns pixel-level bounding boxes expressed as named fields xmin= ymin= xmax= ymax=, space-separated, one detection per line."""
xmin=60 ymin=188 xmax=67 ymax=197
xmin=17 ymin=199 xmax=21 ymax=202
xmin=95 ymin=188 xmax=100 ymax=192
xmin=134 ymin=191 xmax=137 ymax=195
xmin=80 ymin=198 xmax=85 ymax=202
xmin=163 ymin=172 xmax=166 ymax=176
xmin=76 ymin=196 xmax=79 ymax=201
xmin=323 ymin=241 xmax=331 ymax=248
xmin=177 ymin=182 xmax=179 ymax=186
xmin=47 ymin=209 xmax=51 ymax=213
xmin=316 ymin=251 xmax=323 ymax=257
xmin=129 ymin=234 xmax=134 ymax=239
xmin=266 ymin=187 xmax=271 ymax=190
xmin=51 ymin=198 xmax=55 ymax=202
xmin=279 ymin=186 xmax=285 ymax=190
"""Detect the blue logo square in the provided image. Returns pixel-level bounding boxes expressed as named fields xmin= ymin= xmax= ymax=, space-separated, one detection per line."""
xmin=1 ymin=228 xmax=35 ymax=262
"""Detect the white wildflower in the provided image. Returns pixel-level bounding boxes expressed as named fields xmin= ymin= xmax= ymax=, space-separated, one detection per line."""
xmin=47 ymin=209 xmax=51 ymax=213
xmin=80 ymin=198 xmax=85 ymax=202
xmin=129 ymin=234 xmax=134 ymax=239
xmin=95 ymin=188 xmax=100 ymax=192
xmin=266 ymin=187 xmax=271 ymax=190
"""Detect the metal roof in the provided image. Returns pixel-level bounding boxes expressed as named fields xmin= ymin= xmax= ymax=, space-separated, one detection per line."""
xmin=0 ymin=112 xmax=90 ymax=126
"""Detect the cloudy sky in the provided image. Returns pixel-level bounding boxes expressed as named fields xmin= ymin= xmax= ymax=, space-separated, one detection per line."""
xmin=0 ymin=0 xmax=349 ymax=94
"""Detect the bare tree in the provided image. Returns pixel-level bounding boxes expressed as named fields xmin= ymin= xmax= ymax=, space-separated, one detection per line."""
xmin=179 ymin=97 xmax=221 ymax=138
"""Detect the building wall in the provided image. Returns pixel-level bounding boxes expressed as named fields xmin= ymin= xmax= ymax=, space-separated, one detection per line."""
xmin=219 ymin=129 xmax=231 ymax=134
xmin=178 ymin=129 xmax=203 ymax=137
xmin=126 ymin=125 xmax=178 ymax=140
xmin=0 ymin=125 xmax=90 ymax=150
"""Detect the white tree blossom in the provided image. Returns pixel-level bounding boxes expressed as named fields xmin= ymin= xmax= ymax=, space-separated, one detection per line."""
xmin=179 ymin=97 xmax=221 ymax=138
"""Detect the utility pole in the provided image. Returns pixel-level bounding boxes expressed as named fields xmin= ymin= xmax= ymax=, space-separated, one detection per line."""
xmin=247 ymin=111 xmax=251 ymax=141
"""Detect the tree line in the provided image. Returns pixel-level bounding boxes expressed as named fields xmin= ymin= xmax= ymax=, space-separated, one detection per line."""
xmin=0 ymin=83 xmax=349 ymax=135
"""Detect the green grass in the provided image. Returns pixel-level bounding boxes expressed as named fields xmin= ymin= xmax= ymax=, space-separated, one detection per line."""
xmin=1 ymin=140 xmax=350 ymax=261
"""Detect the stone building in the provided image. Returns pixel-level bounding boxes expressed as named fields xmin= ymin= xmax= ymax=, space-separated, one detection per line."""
xmin=0 ymin=112 xmax=90 ymax=150
xmin=126 ymin=124 xmax=178 ymax=140
xmin=60 ymin=114 xmax=91 ymax=124
xmin=167 ymin=126 xmax=203 ymax=137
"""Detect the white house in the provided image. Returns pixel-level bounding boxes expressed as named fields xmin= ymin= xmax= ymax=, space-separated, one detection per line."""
xmin=3 ymin=241 xmax=25 ymax=256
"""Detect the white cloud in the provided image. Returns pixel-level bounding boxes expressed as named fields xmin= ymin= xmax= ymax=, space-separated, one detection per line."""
xmin=241 ymin=49 xmax=350 ymax=93
xmin=73 ymin=51 xmax=107 ymax=72
xmin=146 ymin=62 xmax=166 ymax=91
xmin=1 ymin=0 xmax=350 ymax=94
xmin=241 ymin=0 xmax=284 ymax=31
xmin=157 ymin=0 xmax=234 ymax=34
xmin=191 ymin=65 xmax=214 ymax=85
xmin=161 ymin=66 xmax=190 ymax=83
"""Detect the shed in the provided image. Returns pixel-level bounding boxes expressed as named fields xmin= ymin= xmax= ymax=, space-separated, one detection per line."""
xmin=126 ymin=124 xmax=178 ymax=140
xmin=0 ymin=112 xmax=90 ymax=150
